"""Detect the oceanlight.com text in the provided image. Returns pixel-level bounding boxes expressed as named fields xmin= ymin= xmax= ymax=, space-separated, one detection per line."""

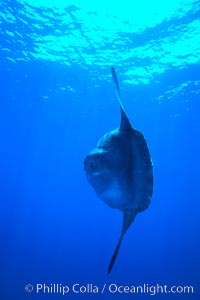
xmin=25 ymin=282 xmax=195 ymax=296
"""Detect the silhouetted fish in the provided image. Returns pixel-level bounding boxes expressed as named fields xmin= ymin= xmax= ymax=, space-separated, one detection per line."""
xmin=84 ymin=68 xmax=153 ymax=274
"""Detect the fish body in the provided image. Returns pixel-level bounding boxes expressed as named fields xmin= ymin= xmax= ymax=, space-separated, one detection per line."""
xmin=84 ymin=68 xmax=153 ymax=273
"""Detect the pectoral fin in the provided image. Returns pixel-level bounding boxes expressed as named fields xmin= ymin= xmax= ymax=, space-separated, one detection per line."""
xmin=108 ymin=209 xmax=137 ymax=274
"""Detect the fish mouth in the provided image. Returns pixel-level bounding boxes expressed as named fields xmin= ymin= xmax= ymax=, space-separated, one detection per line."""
xmin=86 ymin=172 xmax=107 ymax=195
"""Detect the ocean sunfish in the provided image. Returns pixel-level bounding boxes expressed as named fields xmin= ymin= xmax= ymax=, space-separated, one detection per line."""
xmin=84 ymin=67 xmax=153 ymax=274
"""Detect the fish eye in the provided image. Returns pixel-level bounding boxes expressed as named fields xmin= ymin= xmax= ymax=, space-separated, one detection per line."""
xmin=83 ymin=157 xmax=97 ymax=172
xmin=89 ymin=162 xmax=96 ymax=171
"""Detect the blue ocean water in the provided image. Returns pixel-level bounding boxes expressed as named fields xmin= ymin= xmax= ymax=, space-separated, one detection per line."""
xmin=0 ymin=0 xmax=200 ymax=299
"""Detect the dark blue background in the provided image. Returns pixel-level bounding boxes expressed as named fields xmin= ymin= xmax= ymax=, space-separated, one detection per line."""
xmin=0 ymin=1 xmax=200 ymax=299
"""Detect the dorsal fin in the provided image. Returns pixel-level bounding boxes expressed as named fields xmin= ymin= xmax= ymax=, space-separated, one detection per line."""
xmin=107 ymin=209 xmax=137 ymax=274
xmin=111 ymin=67 xmax=132 ymax=131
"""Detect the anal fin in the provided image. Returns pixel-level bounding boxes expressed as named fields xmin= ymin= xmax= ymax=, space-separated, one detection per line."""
xmin=108 ymin=209 xmax=137 ymax=274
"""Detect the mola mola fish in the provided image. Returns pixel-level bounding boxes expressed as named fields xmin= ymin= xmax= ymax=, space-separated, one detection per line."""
xmin=84 ymin=68 xmax=153 ymax=274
